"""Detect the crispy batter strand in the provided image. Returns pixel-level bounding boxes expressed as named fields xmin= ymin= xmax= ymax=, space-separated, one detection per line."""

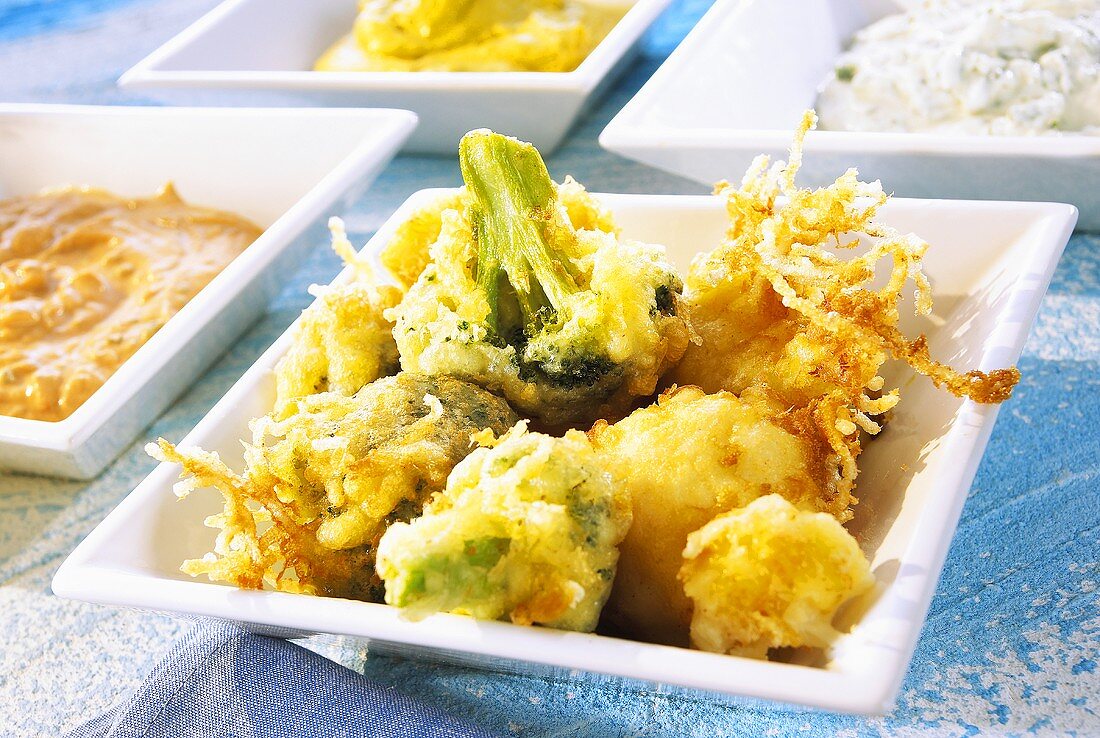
xmin=149 ymin=439 xmax=337 ymax=594
xmin=720 ymin=111 xmax=1018 ymax=405
xmin=148 ymin=373 xmax=519 ymax=600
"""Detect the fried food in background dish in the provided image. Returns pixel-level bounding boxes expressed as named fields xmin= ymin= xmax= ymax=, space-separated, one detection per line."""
xmin=275 ymin=219 xmax=401 ymax=408
xmin=680 ymin=494 xmax=874 ymax=658
xmin=314 ymin=0 xmax=624 ymax=73
xmin=150 ymin=372 xmax=518 ymax=600
xmin=377 ymin=422 xmax=630 ymax=631
xmin=589 ymin=385 xmax=852 ymax=646
xmin=389 ymin=130 xmax=690 ymax=428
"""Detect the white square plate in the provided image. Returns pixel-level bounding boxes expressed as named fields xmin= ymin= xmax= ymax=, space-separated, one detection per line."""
xmin=118 ymin=0 xmax=673 ymax=154
xmin=599 ymin=0 xmax=1100 ymax=229
xmin=0 ymin=104 xmax=416 ymax=479
xmin=53 ymin=190 xmax=1076 ymax=714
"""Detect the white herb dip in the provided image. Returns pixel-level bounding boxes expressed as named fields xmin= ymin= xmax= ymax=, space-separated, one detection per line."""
xmin=816 ymin=0 xmax=1100 ymax=135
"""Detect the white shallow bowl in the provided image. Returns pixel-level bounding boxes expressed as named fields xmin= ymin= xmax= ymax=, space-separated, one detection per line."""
xmin=118 ymin=0 xmax=672 ymax=155
xmin=54 ymin=190 xmax=1076 ymax=714
xmin=0 ymin=104 xmax=416 ymax=479
xmin=600 ymin=0 xmax=1100 ymax=229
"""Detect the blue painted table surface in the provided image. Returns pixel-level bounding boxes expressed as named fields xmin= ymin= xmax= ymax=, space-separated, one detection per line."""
xmin=1 ymin=1 xmax=1098 ymax=736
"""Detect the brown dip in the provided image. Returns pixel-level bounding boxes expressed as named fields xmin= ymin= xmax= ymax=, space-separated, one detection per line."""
xmin=0 ymin=184 xmax=262 ymax=422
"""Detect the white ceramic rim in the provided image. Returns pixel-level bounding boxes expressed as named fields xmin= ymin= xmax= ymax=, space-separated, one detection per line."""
xmin=118 ymin=0 xmax=674 ymax=93
xmin=0 ymin=104 xmax=418 ymax=451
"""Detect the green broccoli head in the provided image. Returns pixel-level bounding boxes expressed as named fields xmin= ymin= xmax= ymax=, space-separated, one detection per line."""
xmin=461 ymin=129 xmax=580 ymax=332
xmin=461 ymin=130 xmax=622 ymax=392
xmin=389 ymin=130 xmax=690 ymax=427
xmin=248 ymin=373 xmax=518 ymax=599
xmin=374 ymin=423 xmax=632 ymax=631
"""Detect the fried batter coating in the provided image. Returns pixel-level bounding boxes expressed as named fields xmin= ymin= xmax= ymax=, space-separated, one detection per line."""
xmin=379 ymin=191 xmax=465 ymax=290
xmin=275 ymin=218 xmax=402 ymax=407
xmin=680 ymin=494 xmax=874 ymax=658
xmin=376 ymin=423 xmax=631 ymax=632
xmin=388 ymin=130 xmax=690 ymax=428
xmin=589 ymin=385 xmax=848 ymax=646
xmin=671 ymin=111 xmax=1019 ymax=414
xmin=378 ymin=179 xmax=617 ymax=293
xmin=149 ymin=372 xmax=518 ymax=601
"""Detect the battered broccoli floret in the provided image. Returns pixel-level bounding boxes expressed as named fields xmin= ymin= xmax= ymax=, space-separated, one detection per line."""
xmin=389 ymin=130 xmax=689 ymax=427
xmin=150 ymin=372 xmax=518 ymax=602
xmin=463 ymin=131 xmax=618 ymax=389
xmin=375 ymin=423 xmax=631 ymax=631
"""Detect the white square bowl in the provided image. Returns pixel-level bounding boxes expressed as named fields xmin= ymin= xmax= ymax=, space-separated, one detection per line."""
xmin=599 ymin=0 xmax=1100 ymax=230
xmin=118 ymin=0 xmax=673 ymax=155
xmin=52 ymin=189 xmax=1076 ymax=714
xmin=0 ymin=104 xmax=416 ymax=479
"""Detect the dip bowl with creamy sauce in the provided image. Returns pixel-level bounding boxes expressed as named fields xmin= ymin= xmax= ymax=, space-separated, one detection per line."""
xmin=117 ymin=0 xmax=673 ymax=153
xmin=313 ymin=0 xmax=626 ymax=73
xmin=0 ymin=104 xmax=416 ymax=479
xmin=816 ymin=0 xmax=1100 ymax=136
xmin=600 ymin=0 xmax=1100 ymax=227
xmin=0 ymin=185 xmax=261 ymax=423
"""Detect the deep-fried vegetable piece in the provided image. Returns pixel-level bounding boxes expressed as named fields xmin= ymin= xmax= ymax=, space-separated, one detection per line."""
xmin=380 ymin=191 xmax=465 ymax=290
xmin=390 ymin=130 xmax=689 ymax=427
xmin=680 ymin=494 xmax=874 ymax=658
xmin=275 ymin=218 xmax=401 ymax=407
xmin=671 ymin=111 xmax=1019 ymax=413
xmin=148 ymin=372 xmax=518 ymax=601
xmin=669 ymin=112 xmax=1019 ymax=507
xmin=376 ymin=423 xmax=631 ymax=632
xmin=589 ymin=385 xmax=851 ymax=646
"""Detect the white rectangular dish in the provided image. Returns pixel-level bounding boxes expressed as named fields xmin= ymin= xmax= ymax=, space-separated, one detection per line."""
xmin=0 ymin=104 xmax=416 ymax=479
xmin=599 ymin=0 xmax=1100 ymax=229
xmin=118 ymin=0 xmax=673 ymax=155
xmin=53 ymin=189 xmax=1076 ymax=713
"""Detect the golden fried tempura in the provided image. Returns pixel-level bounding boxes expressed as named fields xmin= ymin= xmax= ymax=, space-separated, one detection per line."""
xmin=589 ymin=385 xmax=852 ymax=646
xmin=680 ymin=494 xmax=873 ymax=658
xmin=149 ymin=372 xmax=518 ymax=601
xmin=378 ymin=182 xmax=618 ymax=293
xmin=380 ymin=191 xmax=465 ymax=290
xmin=377 ymin=423 xmax=631 ymax=632
xmin=389 ymin=132 xmax=689 ymax=428
xmin=275 ymin=218 xmax=402 ymax=407
xmin=670 ymin=111 xmax=1018 ymax=449
xmin=643 ymin=112 xmax=1017 ymax=659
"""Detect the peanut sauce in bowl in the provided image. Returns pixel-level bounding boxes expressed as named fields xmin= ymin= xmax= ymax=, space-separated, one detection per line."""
xmin=0 ymin=184 xmax=261 ymax=422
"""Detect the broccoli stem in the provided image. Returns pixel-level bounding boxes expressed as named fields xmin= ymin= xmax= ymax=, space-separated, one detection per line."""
xmin=459 ymin=130 xmax=580 ymax=336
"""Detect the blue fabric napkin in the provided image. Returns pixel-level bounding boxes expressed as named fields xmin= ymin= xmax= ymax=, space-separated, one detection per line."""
xmin=69 ymin=621 xmax=500 ymax=738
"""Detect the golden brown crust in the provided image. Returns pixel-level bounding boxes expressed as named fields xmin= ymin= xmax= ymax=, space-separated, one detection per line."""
xmin=151 ymin=373 xmax=519 ymax=601
xmin=679 ymin=494 xmax=874 ymax=656
xmin=891 ymin=333 xmax=1020 ymax=404
xmin=673 ymin=111 xmax=1018 ymax=420
xmin=591 ymin=385 xmax=851 ymax=645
